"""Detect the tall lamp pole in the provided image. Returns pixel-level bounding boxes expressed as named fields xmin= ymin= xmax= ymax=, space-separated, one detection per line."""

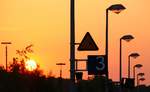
xmin=1 ymin=42 xmax=12 ymax=71
xmin=106 ymin=4 xmax=126 ymax=78
xmin=70 ymin=0 xmax=75 ymax=82
xmin=120 ymin=35 xmax=134 ymax=82
xmin=128 ymin=53 xmax=140 ymax=78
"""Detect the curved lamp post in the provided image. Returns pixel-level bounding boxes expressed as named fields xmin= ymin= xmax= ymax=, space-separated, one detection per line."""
xmin=120 ymin=35 xmax=134 ymax=82
xmin=106 ymin=4 xmax=126 ymax=78
xmin=133 ymin=64 xmax=143 ymax=79
xmin=128 ymin=53 xmax=140 ymax=78
xmin=137 ymin=73 xmax=145 ymax=86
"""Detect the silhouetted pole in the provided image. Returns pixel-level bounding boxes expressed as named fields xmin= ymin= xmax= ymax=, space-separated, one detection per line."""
xmin=1 ymin=42 xmax=12 ymax=71
xmin=6 ymin=46 xmax=7 ymax=70
xmin=119 ymin=38 xmax=122 ymax=83
xmin=70 ymin=0 xmax=75 ymax=82
xmin=133 ymin=66 xmax=135 ymax=79
xmin=128 ymin=55 xmax=130 ymax=78
xmin=106 ymin=9 xmax=109 ymax=78
xmin=137 ymin=74 xmax=139 ymax=86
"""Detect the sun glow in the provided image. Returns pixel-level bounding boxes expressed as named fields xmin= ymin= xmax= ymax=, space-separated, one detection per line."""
xmin=25 ymin=59 xmax=37 ymax=71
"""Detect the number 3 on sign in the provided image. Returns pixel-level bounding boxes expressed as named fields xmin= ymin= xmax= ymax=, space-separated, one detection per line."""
xmin=96 ymin=57 xmax=105 ymax=70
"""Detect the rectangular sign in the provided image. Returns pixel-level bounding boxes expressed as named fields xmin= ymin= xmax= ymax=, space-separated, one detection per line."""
xmin=87 ymin=55 xmax=107 ymax=75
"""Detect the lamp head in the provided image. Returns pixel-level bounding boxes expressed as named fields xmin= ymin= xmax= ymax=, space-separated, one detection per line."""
xmin=107 ymin=4 xmax=126 ymax=14
xmin=139 ymin=77 xmax=145 ymax=81
xmin=129 ymin=53 xmax=140 ymax=58
xmin=134 ymin=64 xmax=143 ymax=68
xmin=137 ymin=73 xmax=145 ymax=76
xmin=121 ymin=35 xmax=134 ymax=42
xmin=1 ymin=42 xmax=12 ymax=44
xmin=56 ymin=63 xmax=66 ymax=65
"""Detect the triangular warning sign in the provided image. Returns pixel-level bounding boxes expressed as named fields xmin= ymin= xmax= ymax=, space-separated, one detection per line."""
xmin=78 ymin=32 xmax=99 ymax=51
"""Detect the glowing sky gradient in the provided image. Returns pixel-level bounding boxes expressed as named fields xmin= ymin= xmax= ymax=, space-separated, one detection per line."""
xmin=0 ymin=0 xmax=150 ymax=85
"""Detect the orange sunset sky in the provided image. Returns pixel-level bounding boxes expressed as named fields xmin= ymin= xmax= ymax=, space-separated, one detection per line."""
xmin=0 ymin=0 xmax=150 ymax=85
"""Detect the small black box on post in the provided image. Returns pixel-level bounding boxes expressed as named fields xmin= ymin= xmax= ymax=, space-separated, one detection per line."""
xmin=75 ymin=72 xmax=83 ymax=81
xmin=125 ymin=78 xmax=135 ymax=88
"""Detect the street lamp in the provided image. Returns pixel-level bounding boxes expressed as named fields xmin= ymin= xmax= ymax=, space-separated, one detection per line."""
xmin=107 ymin=4 xmax=126 ymax=14
xmin=120 ymin=35 xmax=134 ymax=82
xmin=128 ymin=53 xmax=140 ymax=78
xmin=106 ymin=4 xmax=126 ymax=78
xmin=56 ymin=62 xmax=66 ymax=78
xmin=137 ymin=73 xmax=145 ymax=86
xmin=1 ymin=42 xmax=12 ymax=71
xmin=133 ymin=64 xmax=143 ymax=79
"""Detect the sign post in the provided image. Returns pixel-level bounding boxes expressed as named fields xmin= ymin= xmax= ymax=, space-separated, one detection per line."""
xmin=70 ymin=0 xmax=75 ymax=82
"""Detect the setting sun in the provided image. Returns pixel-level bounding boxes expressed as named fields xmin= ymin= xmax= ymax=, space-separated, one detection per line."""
xmin=25 ymin=59 xmax=37 ymax=71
